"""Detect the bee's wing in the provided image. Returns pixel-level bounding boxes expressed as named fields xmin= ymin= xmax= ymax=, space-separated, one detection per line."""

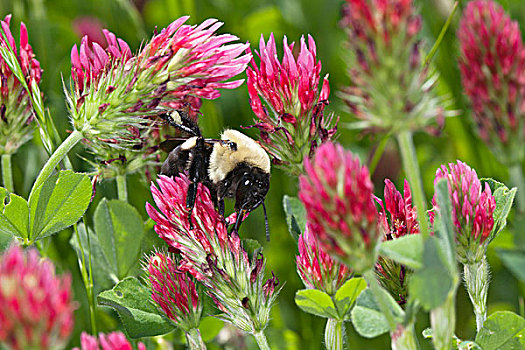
xmin=159 ymin=137 xmax=189 ymax=153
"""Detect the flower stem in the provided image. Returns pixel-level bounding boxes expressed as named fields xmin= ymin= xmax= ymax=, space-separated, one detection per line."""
xmin=509 ymin=163 xmax=525 ymax=214
xmin=31 ymin=129 xmax=83 ymax=193
xmin=369 ymin=134 xmax=390 ymax=176
xmin=391 ymin=323 xmax=419 ymax=350
xmin=430 ymin=291 xmax=456 ymax=350
xmin=253 ymin=331 xmax=270 ymax=350
xmin=116 ymin=173 xmax=128 ymax=202
xmin=185 ymin=328 xmax=206 ymax=350
xmin=423 ymin=1 xmax=459 ymax=67
xmin=2 ymin=154 xmax=14 ymax=193
xmin=396 ymin=130 xmax=429 ymax=239
xmin=73 ymin=223 xmax=97 ymax=334
xmin=463 ymin=256 xmax=489 ymax=332
xmin=324 ymin=318 xmax=344 ymax=350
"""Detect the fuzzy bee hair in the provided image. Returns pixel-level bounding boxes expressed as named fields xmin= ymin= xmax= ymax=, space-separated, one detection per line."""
xmin=208 ymin=129 xmax=271 ymax=184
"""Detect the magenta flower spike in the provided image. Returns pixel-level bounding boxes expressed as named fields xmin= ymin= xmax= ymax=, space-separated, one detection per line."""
xmin=147 ymin=251 xmax=202 ymax=331
xmin=146 ymin=175 xmax=280 ymax=339
xmin=299 ymin=142 xmax=381 ymax=273
xmin=432 ymin=160 xmax=496 ymax=263
xmin=375 ymin=179 xmax=419 ymax=305
xmin=458 ymin=0 xmax=525 ymax=165
xmin=296 ymin=225 xmax=352 ymax=295
xmin=0 ymin=245 xmax=74 ymax=350
xmin=74 ymin=332 xmax=146 ymax=350
xmin=0 ymin=15 xmax=42 ymax=154
xmin=67 ymin=17 xmax=251 ymax=170
xmin=340 ymin=0 xmax=447 ymax=135
xmin=246 ymin=34 xmax=337 ymax=175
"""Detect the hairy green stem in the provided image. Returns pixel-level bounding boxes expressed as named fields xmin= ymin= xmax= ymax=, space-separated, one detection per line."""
xmin=253 ymin=331 xmax=270 ymax=350
xmin=116 ymin=173 xmax=128 ymax=202
xmin=2 ymin=154 xmax=14 ymax=193
xmin=324 ymin=318 xmax=344 ymax=350
xmin=186 ymin=328 xmax=206 ymax=350
xmin=509 ymin=163 xmax=525 ymax=214
xmin=464 ymin=256 xmax=489 ymax=332
xmin=430 ymin=292 xmax=456 ymax=350
xmin=396 ymin=131 xmax=429 ymax=238
xmin=391 ymin=323 xmax=419 ymax=350
xmin=31 ymin=129 xmax=83 ymax=194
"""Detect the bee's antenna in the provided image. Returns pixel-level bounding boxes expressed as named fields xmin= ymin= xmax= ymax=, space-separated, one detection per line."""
xmin=261 ymin=201 xmax=270 ymax=241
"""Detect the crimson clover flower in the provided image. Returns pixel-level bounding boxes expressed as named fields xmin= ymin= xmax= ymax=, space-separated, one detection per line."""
xmin=375 ymin=179 xmax=419 ymax=305
xmin=146 ymin=251 xmax=202 ymax=331
xmin=0 ymin=15 xmax=42 ymax=155
xmin=73 ymin=332 xmax=145 ymax=350
xmin=246 ymin=33 xmax=337 ymax=175
xmin=432 ymin=160 xmax=496 ymax=263
xmin=340 ymin=0 xmax=447 ymax=135
xmin=0 ymin=245 xmax=74 ymax=350
xmin=146 ymin=175 xmax=280 ymax=337
xmin=296 ymin=225 xmax=352 ymax=295
xmin=299 ymin=142 xmax=381 ymax=273
xmin=458 ymin=0 xmax=525 ymax=165
xmin=68 ymin=17 xmax=250 ymax=175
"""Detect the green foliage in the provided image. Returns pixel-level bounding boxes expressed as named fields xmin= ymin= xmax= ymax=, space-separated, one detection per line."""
xmin=410 ymin=179 xmax=459 ymax=310
xmin=475 ymin=311 xmax=525 ymax=349
xmin=0 ymin=170 xmax=91 ymax=243
xmin=295 ymin=278 xmax=366 ymax=321
xmin=94 ymin=199 xmax=145 ymax=279
xmin=98 ymin=276 xmax=174 ymax=338
xmin=282 ymin=195 xmax=306 ymax=241
xmin=295 ymin=289 xmax=339 ymax=319
xmin=351 ymin=288 xmax=404 ymax=338
xmin=378 ymin=234 xmax=423 ymax=270
xmin=496 ymin=248 xmax=525 ymax=283
xmin=482 ymin=179 xmax=517 ymax=242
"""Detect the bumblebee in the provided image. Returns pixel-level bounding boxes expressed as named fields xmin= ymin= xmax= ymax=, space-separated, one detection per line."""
xmin=160 ymin=111 xmax=271 ymax=239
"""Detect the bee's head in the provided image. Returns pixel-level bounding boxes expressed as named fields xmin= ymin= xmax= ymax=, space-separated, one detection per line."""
xmin=234 ymin=168 xmax=270 ymax=212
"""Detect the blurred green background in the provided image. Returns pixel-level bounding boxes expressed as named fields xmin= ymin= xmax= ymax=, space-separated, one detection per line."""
xmin=0 ymin=0 xmax=524 ymax=348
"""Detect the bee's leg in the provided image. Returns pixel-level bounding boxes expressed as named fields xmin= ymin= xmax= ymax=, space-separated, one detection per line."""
xmin=218 ymin=198 xmax=225 ymax=217
xmin=230 ymin=208 xmax=246 ymax=235
xmin=186 ymin=137 xmax=207 ymax=230
xmin=186 ymin=183 xmax=197 ymax=229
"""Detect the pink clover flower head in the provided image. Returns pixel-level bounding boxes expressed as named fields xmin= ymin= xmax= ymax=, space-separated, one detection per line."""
xmin=458 ymin=0 xmax=525 ymax=165
xmin=375 ymin=179 xmax=419 ymax=305
xmin=0 ymin=245 xmax=74 ymax=350
xmin=432 ymin=160 xmax=496 ymax=263
xmin=71 ymin=29 xmax=131 ymax=93
xmin=246 ymin=33 xmax=337 ymax=175
xmin=140 ymin=17 xmax=251 ymax=101
xmin=146 ymin=174 xmax=280 ymax=334
xmin=0 ymin=15 xmax=43 ymax=154
xmin=340 ymin=0 xmax=447 ymax=135
xmin=296 ymin=225 xmax=352 ymax=295
xmin=299 ymin=142 xmax=380 ymax=273
xmin=68 ymin=17 xmax=250 ymax=165
xmin=73 ymin=331 xmax=146 ymax=350
xmin=146 ymin=251 xmax=202 ymax=330
xmin=377 ymin=179 xmax=419 ymax=239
